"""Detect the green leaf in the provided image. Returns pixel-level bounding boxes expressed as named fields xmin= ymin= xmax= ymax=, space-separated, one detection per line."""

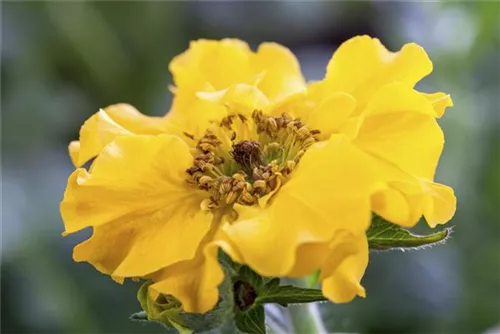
xmin=237 ymin=265 xmax=264 ymax=291
xmin=235 ymin=305 xmax=266 ymax=334
xmin=256 ymin=285 xmax=327 ymax=307
xmin=367 ymin=216 xmax=453 ymax=250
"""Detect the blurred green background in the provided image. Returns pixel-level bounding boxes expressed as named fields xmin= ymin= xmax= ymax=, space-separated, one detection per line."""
xmin=1 ymin=1 xmax=499 ymax=333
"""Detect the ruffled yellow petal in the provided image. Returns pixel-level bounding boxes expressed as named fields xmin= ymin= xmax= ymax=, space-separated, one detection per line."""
xmin=252 ymin=42 xmax=306 ymax=103
xmin=321 ymin=232 xmax=368 ymax=303
xmin=363 ymin=83 xmax=436 ymax=117
xmin=371 ymin=187 xmax=412 ymax=226
xmin=166 ymin=92 xmax=227 ymax=140
xmin=422 ymin=181 xmax=456 ymax=228
xmin=325 ymin=35 xmax=432 ymax=109
xmin=354 ymin=85 xmax=444 ymax=180
xmin=149 ymin=239 xmax=224 ymax=314
xmin=61 ymin=134 xmax=212 ymax=277
xmin=282 ymin=229 xmax=369 ymax=303
xmin=224 ymin=136 xmax=391 ymax=277
xmin=197 ymin=83 xmax=270 ymax=116
xmin=170 ymin=39 xmax=253 ymax=91
xmin=287 ymin=242 xmax=329 ymax=277
xmin=421 ymin=92 xmax=454 ymax=118
xmin=70 ymin=104 xmax=176 ymax=167
xmin=268 ymin=81 xmax=361 ymax=140
xmin=358 ymin=138 xmax=455 ymax=228
xmin=306 ymin=92 xmax=357 ymax=140
xmin=371 ymin=177 xmax=455 ymax=228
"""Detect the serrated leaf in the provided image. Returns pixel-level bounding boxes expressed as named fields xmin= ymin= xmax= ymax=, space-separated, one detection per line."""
xmin=256 ymin=285 xmax=327 ymax=306
xmin=235 ymin=305 xmax=265 ymax=334
xmin=367 ymin=216 xmax=453 ymax=250
xmin=263 ymin=278 xmax=280 ymax=290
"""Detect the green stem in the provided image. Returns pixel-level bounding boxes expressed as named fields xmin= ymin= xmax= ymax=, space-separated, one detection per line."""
xmin=288 ymin=303 xmax=326 ymax=334
xmin=288 ymin=278 xmax=327 ymax=334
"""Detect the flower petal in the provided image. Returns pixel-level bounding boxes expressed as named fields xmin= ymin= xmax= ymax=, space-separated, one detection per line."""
xmin=61 ymin=134 xmax=212 ymax=277
xmin=363 ymin=83 xmax=436 ymax=117
xmin=170 ymin=39 xmax=253 ymax=91
xmin=371 ymin=176 xmax=455 ymax=228
xmin=166 ymin=91 xmax=227 ymax=140
xmin=421 ymin=92 xmax=454 ymax=118
xmin=354 ymin=86 xmax=444 ymax=180
xmin=287 ymin=242 xmax=329 ymax=277
xmin=325 ymin=35 xmax=432 ymax=109
xmin=197 ymin=83 xmax=270 ymax=116
xmin=371 ymin=187 xmax=412 ymax=226
xmin=321 ymin=232 xmax=368 ymax=303
xmin=307 ymin=92 xmax=357 ymax=139
xmin=149 ymin=239 xmax=225 ymax=314
xmin=253 ymin=42 xmax=306 ymax=103
xmin=70 ymin=104 xmax=175 ymax=167
xmin=422 ymin=181 xmax=457 ymax=228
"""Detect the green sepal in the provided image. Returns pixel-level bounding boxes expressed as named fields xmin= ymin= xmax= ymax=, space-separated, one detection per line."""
xmin=234 ymin=305 xmax=266 ymax=334
xmin=368 ymin=215 xmax=453 ymax=250
xmin=256 ymin=284 xmax=327 ymax=307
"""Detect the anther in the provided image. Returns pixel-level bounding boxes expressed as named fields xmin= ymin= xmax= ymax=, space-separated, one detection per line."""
xmin=225 ymin=191 xmax=239 ymax=204
xmin=297 ymin=126 xmax=310 ymax=138
xmin=266 ymin=117 xmax=278 ymax=133
xmin=303 ymin=137 xmax=316 ymax=149
xmin=199 ymin=175 xmax=213 ymax=187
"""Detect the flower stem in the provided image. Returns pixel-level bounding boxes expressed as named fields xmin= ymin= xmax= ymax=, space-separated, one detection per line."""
xmin=288 ymin=278 xmax=327 ymax=334
xmin=288 ymin=303 xmax=326 ymax=334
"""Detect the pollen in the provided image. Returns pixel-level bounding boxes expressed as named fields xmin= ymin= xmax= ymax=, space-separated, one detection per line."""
xmin=186 ymin=110 xmax=321 ymax=208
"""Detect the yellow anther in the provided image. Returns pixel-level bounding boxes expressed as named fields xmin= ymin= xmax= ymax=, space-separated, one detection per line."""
xmin=266 ymin=117 xmax=278 ymax=133
xmin=232 ymin=173 xmax=246 ymax=181
xmin=303 ymin=137 xmax=316 ymax=148
xmin=297 ymin=126 xmax=310 ymax=137
xmin=219 ymin=180 xmax=232 ymax=194
xmin=202 ymin=163 xmax=215 ymax=172
xmin=199 ymin=175 xmax=213 ymax=186
xmin=253 ymin=180 xmax=267 ymax=190
xmin=225 ymin=191 xmax=239 ymax=204
xmin=238 ymin=189 xmax=256 ymax=205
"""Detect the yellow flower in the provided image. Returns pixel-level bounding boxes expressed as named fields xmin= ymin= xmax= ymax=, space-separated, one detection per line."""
xmin=61 ymin=36 xmax=456 ymax=314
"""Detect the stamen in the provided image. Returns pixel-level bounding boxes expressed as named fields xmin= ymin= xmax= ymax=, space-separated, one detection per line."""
xmin=186 ymin=111 xmax=321 ymax=208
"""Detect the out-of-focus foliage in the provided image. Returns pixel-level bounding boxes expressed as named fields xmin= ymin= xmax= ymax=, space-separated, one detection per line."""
xmin=1 ymin=2 xmax=499 ymax=333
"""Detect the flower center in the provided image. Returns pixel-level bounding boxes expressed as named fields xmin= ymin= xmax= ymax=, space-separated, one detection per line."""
xmin=186 ymin=110 xmax=320 ymax=208
xmin=231 ymin=140 xmax=262 ymax=174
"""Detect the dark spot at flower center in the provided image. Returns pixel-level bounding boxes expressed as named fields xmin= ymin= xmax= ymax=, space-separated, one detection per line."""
xmin=231 ymin=140 xmax=262 ymax=174
xmin=233 ymin=280 xmax=257 ymax=311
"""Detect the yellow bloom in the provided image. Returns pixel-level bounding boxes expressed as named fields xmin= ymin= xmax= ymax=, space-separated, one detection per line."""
xmin=61 ymin=36 xmax=456 ymax=314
